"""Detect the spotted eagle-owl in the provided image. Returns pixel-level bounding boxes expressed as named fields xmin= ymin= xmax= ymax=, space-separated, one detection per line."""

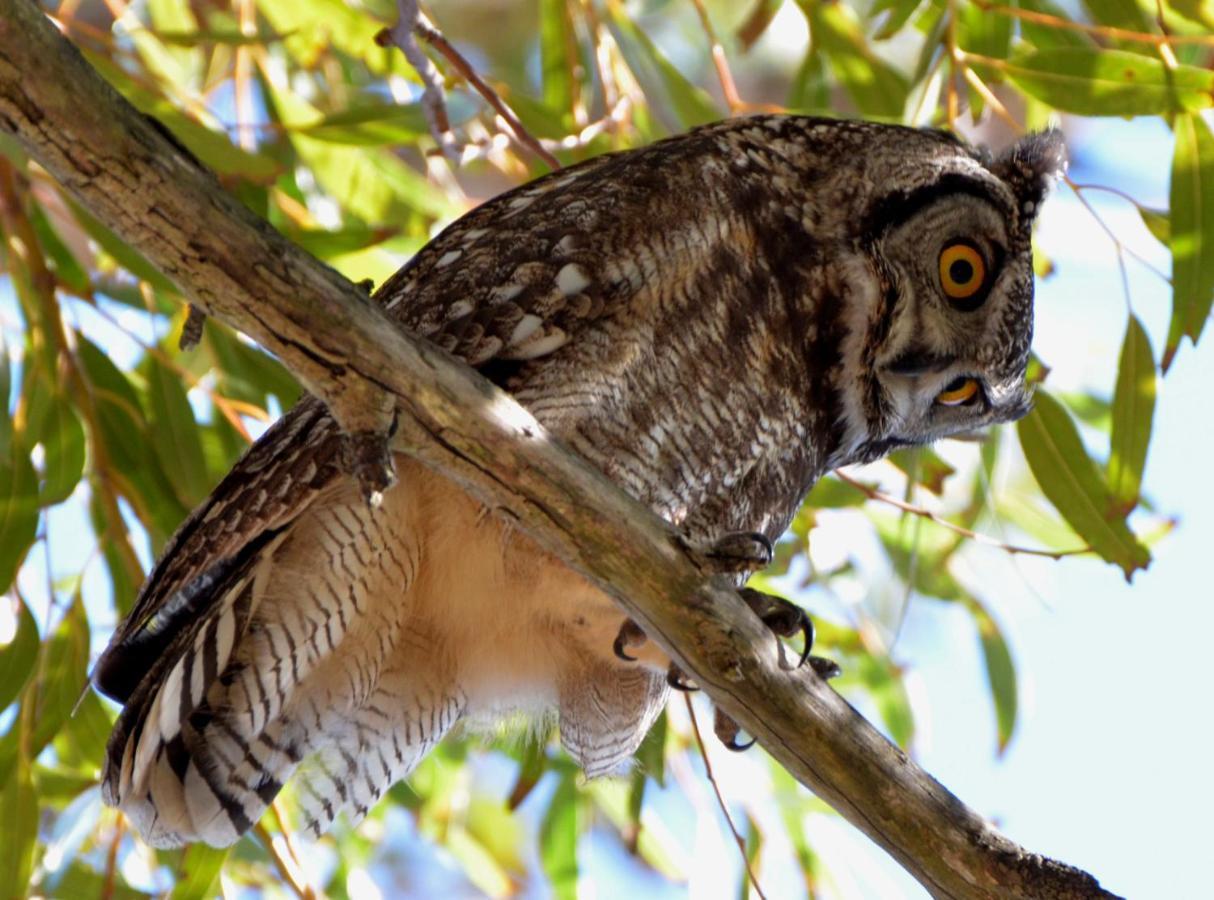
xmin=94 ymin=116 xmax=1064 ymax=847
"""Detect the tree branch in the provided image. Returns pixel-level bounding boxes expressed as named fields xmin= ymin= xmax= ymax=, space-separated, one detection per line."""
xmin=0 ymin=2 xmax=1117 ymax=897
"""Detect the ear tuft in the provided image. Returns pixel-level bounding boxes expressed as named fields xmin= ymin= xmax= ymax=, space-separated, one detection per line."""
xmin=992 ymin=130 xmax=1067 ymax=215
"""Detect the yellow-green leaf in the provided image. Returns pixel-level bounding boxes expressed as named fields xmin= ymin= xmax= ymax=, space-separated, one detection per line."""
xmin=802 ymin=0 xmax=909 ymax=118
xmin=0 ymin=597 xmax=38 ymax=712
xmin=540 ymin=772 xmax=579 ymax=900
xmin=1108 ymin=315 xmax=1155 ymax=512
xmin=169 ymin=844 xmax=228 ymax=899
xmin=1005 ymin=48 xmax=1214 ymax=116
xmin=1017 ymin=390 xmax=1150 ymax=578
xmin=1164 ymin=113 xmax=1214 ymax=370
xmin=0 ymin=434 xmax=38 ymax=593
xmin=969 ymin=599 xmax=1017 ymax=755
xmin=0 ymin=747 xmax=37 ymax=894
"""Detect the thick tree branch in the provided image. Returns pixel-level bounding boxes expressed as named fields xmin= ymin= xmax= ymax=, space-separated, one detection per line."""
xmin=0 ymin=2 xmax=1117 ymax=897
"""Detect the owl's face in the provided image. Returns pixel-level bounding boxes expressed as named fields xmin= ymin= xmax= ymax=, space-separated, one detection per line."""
xmin=831 ymin=129 xmax=1066 ymax=466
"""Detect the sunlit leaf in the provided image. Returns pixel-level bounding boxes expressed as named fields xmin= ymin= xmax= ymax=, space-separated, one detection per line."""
xmin=0 ymin=597 xmax=38 ymax=712
xmin=168 ymin=844 xmax=228 ymax=899
xmin=540 ymin=772 xmax=579 ymax=900
xmin=737 ymin=0 xmax=787 ymax=49
xmin=801 ymin=1 xmax=909 ymax=118
xmin=1005 ymin=49 xmax=1214 ymax=116
xmin=0 ymin=433 xmax=38 ymax=592
xmin=29 ymin=596 xmax=90 ymax=756
xmin=1017 ymin=0 xmax=1094 ymax=49
xmin=1017 ymin=390 xmax=1150 ymax=578
xmin=0 ymin=746 xmax=37 ymax=893
xmin=968 ymin=599 xmax=1017 ymax=755
xmin=1137 ymin=205 xmax=1169 ymax=244
xmin=889 ymin=447 xmax=956 ymax=496
xmin=1108 ymin=315 xmax=1155 ymax=512
xmin=144 ymin=356 xmax=210 ymax=505
xmin=28 ymin=390 xmax=86 ymax=506
xmin=1164 ymin=113 xmax=1214 ymax=370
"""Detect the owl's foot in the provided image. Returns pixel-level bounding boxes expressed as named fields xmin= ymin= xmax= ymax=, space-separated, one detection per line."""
xmin=714 ymin=707 xmax=754 ymax=752
xmin=685 ymin=530 xmax=773 ymax=575
xmin=739 ymin=587 xmax=813 ymax=670
xmin=666 ymin=663 xmax=698 ymax=692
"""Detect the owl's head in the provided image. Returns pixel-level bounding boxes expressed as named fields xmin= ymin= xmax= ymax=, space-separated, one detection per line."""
xmin=825 ymin=126 xmax=1066 ymax=466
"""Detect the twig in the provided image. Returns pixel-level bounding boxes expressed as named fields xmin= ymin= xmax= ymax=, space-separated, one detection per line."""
xmin=253 ymin=821 xmax=316 ymax=899
xmin=944 ymin=0 xmax=960 ymax=127
xmin=834 ymin=470 xmax=1090 ymax=560
xmin=689 ymin=0 xmax=745 ymax=113
xmin=684 ymin=694 xmax=768 ymax=900
xmin=100 ymin=815 xmax=124 ymax=900
xmin=972 ymin=0 xmax=1214 ymax=46
xmin=374 ymin=0 xmax=458 ymax=162
xmin=413 ymin=15 xmax=563 ymax=170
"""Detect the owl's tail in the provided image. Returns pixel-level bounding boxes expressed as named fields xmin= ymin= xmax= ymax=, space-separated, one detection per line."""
xmin=98 ymin=494 xmax=461 ymax=848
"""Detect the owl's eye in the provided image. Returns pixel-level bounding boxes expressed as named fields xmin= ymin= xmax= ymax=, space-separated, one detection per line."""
xmin=935 ymin=376 xmax=980 ymax=407
xmin=938 ymin=241 xmax=988 ymax=310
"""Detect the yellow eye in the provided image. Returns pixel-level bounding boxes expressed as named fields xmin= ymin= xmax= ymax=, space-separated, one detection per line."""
xmin=938 ymin=241 xmax=987 ymax=308
xmin=936 ymin=377 xmax=980 ymax=407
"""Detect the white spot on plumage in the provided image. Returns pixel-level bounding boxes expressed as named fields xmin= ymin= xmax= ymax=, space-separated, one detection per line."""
xmin=557 ymin=263 xmax=591 ymax=296
xmin=436 ymin=249 xmax=462 ymax=268
xmin=509 ymin=313 xmax=544 ymax=347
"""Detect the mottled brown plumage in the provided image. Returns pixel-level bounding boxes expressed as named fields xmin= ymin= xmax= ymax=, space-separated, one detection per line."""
xmin=95 ymin=115 xmax=1064 ymax=847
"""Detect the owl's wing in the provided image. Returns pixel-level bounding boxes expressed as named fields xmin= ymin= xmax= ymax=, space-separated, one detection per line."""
xmin=93 ymin=150 xmax=635 ymax=704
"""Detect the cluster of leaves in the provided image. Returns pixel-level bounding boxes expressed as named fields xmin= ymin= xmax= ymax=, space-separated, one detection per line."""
xmin=0 ymin=0 xmax=1210 ymax=896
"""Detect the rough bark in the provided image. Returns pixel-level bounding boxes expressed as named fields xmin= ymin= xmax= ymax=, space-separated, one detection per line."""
xmin=0 ymin=2 xmax=1119 ymax=897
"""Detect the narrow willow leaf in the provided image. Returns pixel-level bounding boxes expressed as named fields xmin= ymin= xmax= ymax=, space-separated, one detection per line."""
xmin=1137 ymin=205 xmax=1169 ymax=244
xmin=737 ymin=0 xmax=786 ymax=49
xmin=39 ymin=860 xmax=152 ymax=900
xmin=607 ymin=8 xmax=721 ymax=129
xmin=1164 ymin=114 xmax=1214 ymax=370
xmin=804 ymin=474 xmax=867 ymax=508
xmin=1018 ymin=0 xmax=1093 ymax=49
xmin=28 ymin=206 xmax=91 ymax=295
xmin=297 ymin=102 xmax=429 ymax=146
xmin=540 ymin=0 xmax=577 ymax=126
xmin=0 ymin=435 xmax=39 ymax=592
xmin=634 ymin=708 xmax=667 ymax=786
xmin=738 ymin=814 xmax=763 ymax=900
xmin=0 ymin=749 xmax=37 ymax=894
xmin=540 ymin=773 xmax=579 ymax=900
xmin=30 ymin=597 xmax=90 ymax=756
xmin=788 ymin=47 xmax=830 ymax=111
xmin=32 ymin=393 xmax=86 ymax=506
xmin=770 ymin=767 xmax=823 ymax=894
xmin=145 ymin=357 xmax=209 ymax=505
xmin=872 ymin=0 xmax=924 ymax=41
xmin=1108 ymin=315 xmax=1155 ymax=512
xmin=802 ymin=1 xmax=909 ymax=118
xmin=54 ymin=691 xmax=113 ymax=771
xmin=257 ymin=0 xmax=403 ymax=75
xmin=856 ymin=655 xmax=914 ymax=747
xmin=168 ymin=845 xmax=228 ymax=900
xmin=1005 ymin=49 xmax=1214 ymax=116
xmin=968 ymin=599 xmax=1018 ymax=755
xmin=889 ymin=447 xmax=956 ymax=495
xmin=0 ymin=597 xmax=38 ymax=712
xmin=1082 ymin=0 xmax=1150 ymax=31
xmin=1017 ymin=390 xmax=1150 ymax=578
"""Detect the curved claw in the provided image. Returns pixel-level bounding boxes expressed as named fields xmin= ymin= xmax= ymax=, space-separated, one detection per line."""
xmin=724 ymin=736 xmax=757 ymax=752
xmin=666 ymin=664 xmax=698 ymax=692
xmin=738 ymin=588 xmax=815 ymax=670
xmin=692 ymin=530 xmax=775 ymax=574
xmin=613 ymin=618 xmax=644 ymax=662
xmin=613 ymin=632 xmax=637 ymax=662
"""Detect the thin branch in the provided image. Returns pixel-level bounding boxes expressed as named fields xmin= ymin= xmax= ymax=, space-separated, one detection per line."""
xmin=972 ymin=0 xmax=1214 ymax=47
xmin=375 ymin=0 xmax=457 ymax=161
xmin=834 ymin=470 xmax=1091 ymax=561
xmin=253 ymin=822 xmax=316 ymax=900
xmin=411 ymin=15 xmax=563 ymax=171
xmin=689 ymin=0 xmax=745 ymax=113
xmin=684 ymin=693 xmax=768 ymax=900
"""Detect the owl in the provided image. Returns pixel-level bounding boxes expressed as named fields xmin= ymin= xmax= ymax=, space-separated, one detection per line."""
xmin=93 ymin=116 xmax=1064 ymax=847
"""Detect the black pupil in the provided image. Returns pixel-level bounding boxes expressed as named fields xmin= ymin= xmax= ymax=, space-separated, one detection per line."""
xmin=949 ymin=258 xmax=975 ymax=285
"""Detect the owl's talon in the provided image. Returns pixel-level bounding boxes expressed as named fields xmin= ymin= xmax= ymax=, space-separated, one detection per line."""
xmin=738 ymin=587 xmax=814 ymax=671
xmin=666 ymin=664 xmax=698 ymax=692
xmin=613 ymin=619 xmax=645 ymax=662
xmin=686 ymin=530 xmax=774 ymax=574
xmin=713 ymin=708 xmax=755 ymax=752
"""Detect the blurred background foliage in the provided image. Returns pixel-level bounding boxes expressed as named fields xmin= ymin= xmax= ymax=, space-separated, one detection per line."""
xmin=0 ymin=0 xmax=1209 ymax=896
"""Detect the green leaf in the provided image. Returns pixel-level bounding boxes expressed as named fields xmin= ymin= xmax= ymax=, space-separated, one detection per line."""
xmin=1137 ymin=205 xmax=1169 ymax=244
xmin=1005 ymin=49 xmax=1214 ymax=116
xmin=737 ymin=0 xmax=787 ymax=49
xmin=0 ymin=747 xmax=37 ymax=895
xmin=853 ymin=654 xmax=914 ymax=747
xmin=889 ymin=447 xmax=957 ymax=496
xmin=29 ymin=391 xmax=86 ymax=507
xmin=297 ymin=101 xmax=452 ymax=147
xmin=28 ymin=205 xmax=91 ymax=295
xmin=1082 ymin=0 xmax=1150 ymax=31
xmin=168 ymin=844 xmax=228 ymax=900
xmin=1017 ymin=390 xmax=1150 ymax=578
xmin=67 ymin=199 xmax=179 ymax=294
xmin=40 ymin=860 xmax=152 ymax=900
xmin=540 ymin=0 xmax=578 ymax=127
xmin=804 ymin=475 xmax=868 ymax=509
xmin=801 ymin=1 xmax=909 ymax=118
xmin=0 ymin=598 xmax=38 ymax=713
xmin=634 ymin=708 xmax=666 ymax=786
xmin=540 ymin=772 xmax=579 ymax=900
xmin=1017 ymin=0 xmax=1094 ymax=49
xmin=0 ymin=428 xmax=39 ymax=593
xmin=1107 ymin=315 xmax=1155 ymax=512
xmin=144 ymin=357 xmax=209 ymax=506
xmin=872 ymin=0 xmax=924 ymax=41
xmin=968 ymin=599 xmax=1017 ymax=755
xmin=30 ymin=596 xmax=90 ymax=756
xmin=607 ymin=8 xmax=722 ymax=130
xmin=1164 ymin=113 xmax=1214 ymax=370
